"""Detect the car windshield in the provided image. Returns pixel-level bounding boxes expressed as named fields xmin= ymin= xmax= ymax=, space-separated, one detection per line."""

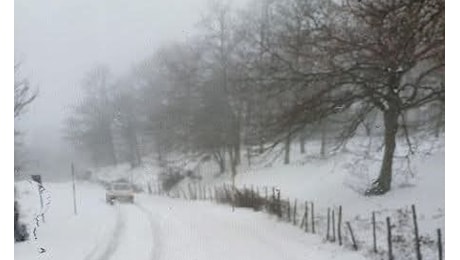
xmin=112 ymin=183 xmax=131 ymax=191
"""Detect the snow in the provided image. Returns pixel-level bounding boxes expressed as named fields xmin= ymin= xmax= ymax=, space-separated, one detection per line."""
xmin=145 ymin=134 xmax=443 ymax=259
xmin=136 ymin=195 xmax=366 ymax=260
xmin=15 ymin=182 xmax=367 ymax=260
xmin=15 ymin=182 xmax=119 ymax=260
xmin=191 ymin=135 xmax=444 ymax=259
xmin=16 ymin=134 xmax=443 ymax=259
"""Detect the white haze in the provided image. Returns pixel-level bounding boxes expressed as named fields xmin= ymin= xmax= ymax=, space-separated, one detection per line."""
xmin=14 ymin=0 xmax=250 ymax=180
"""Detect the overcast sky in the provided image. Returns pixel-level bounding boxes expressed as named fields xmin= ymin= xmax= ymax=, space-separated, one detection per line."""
xmin=15 ymin=0 xmax=249 ymax=178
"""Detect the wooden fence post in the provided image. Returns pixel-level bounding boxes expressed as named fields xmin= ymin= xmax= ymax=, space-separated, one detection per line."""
xmin=411 ymin=205 xmax=422 ymax=260
xmin=311 ymin=202 xmax=315 ymax=234
xmin=437 ymin=228 xmax=443 ymax=260
xmin=327 ymin=208 xmax=331 ymax=241
xmin=338 ymin=206 xmax=342 ymax=246
xmin=304 ymin=202 xmax=309 ymax=232
xmin=386 ymin=217 xmax=393 ymax=260
xmin=372 ymin=211 xmax=377 ymax=253
xmin=332 ymin=209 xmax=336 ymax=242
xmin=346 ymin=221 xmax=358 ymax=250
xmin=293 ymin=199 xmax=297 ymax=226
xmin=276 ymin=189 xmax=282 ymax=218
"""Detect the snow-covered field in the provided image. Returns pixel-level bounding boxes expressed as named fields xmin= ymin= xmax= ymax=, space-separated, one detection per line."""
xmin=14 ymin=182 xmax=367 ymax=260
xmin=15 ymin=134 xmax=444 ymax=259
xmin=15 ymin=182 xmax=120 ymax=260
xmin=83 ymin=134 xmax=444 ymax=259
xmin=193 ymin=135 xmax=445 ymax=259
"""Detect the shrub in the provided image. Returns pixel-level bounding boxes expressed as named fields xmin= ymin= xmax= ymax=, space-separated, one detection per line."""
xmin=159 ymin=169 xmax=185 ymax=192
xmin=14 ymin=201 xmax=29 ymax=242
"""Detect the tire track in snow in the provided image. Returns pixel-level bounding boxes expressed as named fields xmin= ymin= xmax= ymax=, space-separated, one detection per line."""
xmin=84 ymin=204 xmax=125 ymax=260
xmin=136 ymin=203 xmax=163 ymax=260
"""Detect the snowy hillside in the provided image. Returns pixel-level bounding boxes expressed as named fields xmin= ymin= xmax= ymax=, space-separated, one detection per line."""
xmin=91 ymin=135 xmax=444 ymax=218
xmin=14 ymin=133 xmax=444 ymax=260
xmin=90 ymin=135 xmax=444 ymax=212
xmin=85 ymin=134 xmax=444 ymax=259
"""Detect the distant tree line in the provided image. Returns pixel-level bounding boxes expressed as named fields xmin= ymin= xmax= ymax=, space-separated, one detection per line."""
xmin=64 ymin=0 xmax=444 ymax=195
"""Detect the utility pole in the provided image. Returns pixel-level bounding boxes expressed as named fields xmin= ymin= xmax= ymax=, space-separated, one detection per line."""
xmin=71 ymin=163 xmax=78 ymax=215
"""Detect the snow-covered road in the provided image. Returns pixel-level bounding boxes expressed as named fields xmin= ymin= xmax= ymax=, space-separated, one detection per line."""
xmin=84 ymin=203 xmax=158 ymax=260
xmin=15 ymin=182 xmax=367 ymax=260
xmin=135 ymin=195 xmax=367 ymax=260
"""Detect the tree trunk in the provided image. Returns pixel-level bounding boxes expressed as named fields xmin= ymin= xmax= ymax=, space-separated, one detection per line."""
xmin=247 ymin=147 xmax=251 ymax=167
xmin=228 ymin=146 xmax=238 ymax=186
xmin=214 ymin=152 xmax=226 ymax=174
xmin=133 ymin=136 xmax=142 ymax=166
xmin=235 ymin=143 xmax=241 ymax=166
xmin=366 ymin=137 xmax=373 ymax=158
xmin=235 ymin=111 xmax=242 ymax=165
xmin=259 ymin=141 xmax=264 ymax=154
xmin=435 ymin=102 xmax=444 ymax=138
xmin=219 ymin=159 xmax=225 ymax=174
xmin=364 ymin=120 xmax=373 ymax=157
xmin=229 ymin=146 xmax=237 ymax=212
xmin=157 ymin=149 xmax=163 ymax=162
xmin=300 ymin=131 xmax=306 ymax=154
xmin=107 ymin=128 xmax=118 ymax=166
xmin=219 ymin=156 xmax=225 ymax=174
xmin=366 ymin=107 xmax=399 ymax=195
xmin=320 ymin=120 xmax=326 ymax=158
xmin=284 ymin=133 xmax=291 ymax=165
xmin=128 ymin=122 xmax=141 ymax=167
xmin=245 ymin=101 xmax=252 ymax=166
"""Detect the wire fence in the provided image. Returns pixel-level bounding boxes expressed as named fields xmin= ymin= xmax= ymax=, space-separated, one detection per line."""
xmin=153 ymin=182 xmax=444 ymax=260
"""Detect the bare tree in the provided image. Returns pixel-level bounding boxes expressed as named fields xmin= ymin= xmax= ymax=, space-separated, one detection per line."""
xmin=14 ymin=63 xmax=37 ymax=120
xmin=264 ymin=0 xmax=444 ymax=195
xmin=64 ymin=65 xmax=118 ymax=166
xmin=14 ymin=62 xmax=38 ymax=174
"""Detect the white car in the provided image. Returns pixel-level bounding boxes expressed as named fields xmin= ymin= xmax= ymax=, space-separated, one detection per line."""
xmin=106 ymin=182 xmax=134 ymax=204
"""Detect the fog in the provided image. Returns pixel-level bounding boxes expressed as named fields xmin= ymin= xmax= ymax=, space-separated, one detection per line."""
xmin=14 ymin=0 xmax=443 ymax=190
xmin=15 ymin=0 xmax=249 ymax=180
xmin=14 ymin=1 xmax=444 ymax=257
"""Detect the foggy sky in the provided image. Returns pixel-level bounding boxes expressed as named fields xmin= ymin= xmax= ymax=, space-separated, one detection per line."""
xmin=15 ymin=0 xmax=249 ymax=179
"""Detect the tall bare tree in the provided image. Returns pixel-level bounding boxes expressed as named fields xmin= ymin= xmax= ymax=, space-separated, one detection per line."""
xmin=265 ymin=0 xmax=444 ymax=195
xmin=64 ymin=65 xmax=118 ymax=166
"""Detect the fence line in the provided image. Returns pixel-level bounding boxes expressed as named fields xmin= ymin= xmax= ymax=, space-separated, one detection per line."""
xmin=152 ymin=182 xmax=443 ymax=260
